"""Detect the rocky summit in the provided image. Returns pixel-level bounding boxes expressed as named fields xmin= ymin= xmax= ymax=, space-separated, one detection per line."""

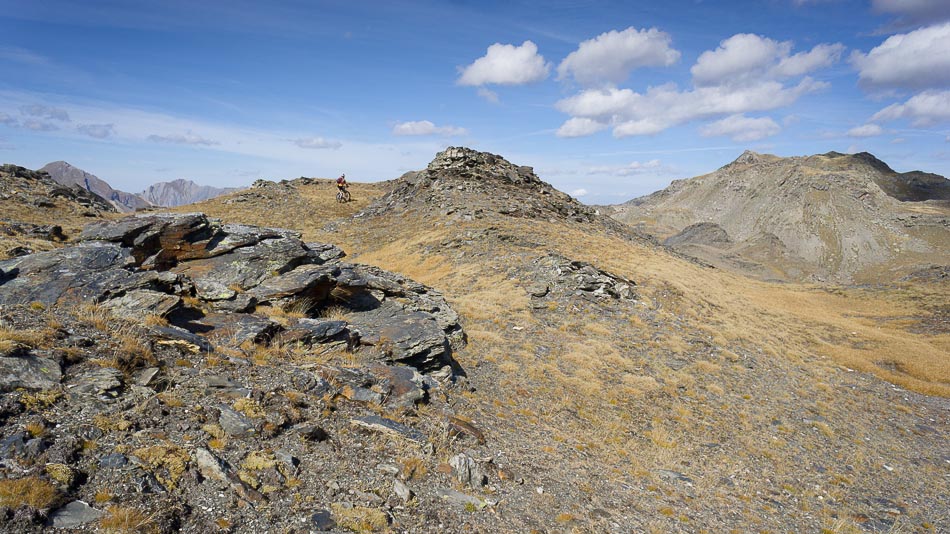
xmin=364 ymin=147 xmax=605 ymax=226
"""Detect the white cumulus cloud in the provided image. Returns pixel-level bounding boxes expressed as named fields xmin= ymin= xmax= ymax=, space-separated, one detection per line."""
xmin=692 ymin=34 xmax=844 ymax=86
xmin=556 ymin=32 xmax=840 ymax=139
xmin=392 ymin=120 xmax=468 ymax=137
xmin=851 ymin=22 xmax=950 ymax=90
xmin=871 ymin=89 xmax=950 ymax=125
xmin=293 ymin=137 xmax=342 ymax=149
xmin=557 ymin=78 xmax=825 ymax=139
xmin=557 ymin=27 xmax=680 ymax=86
xmin=847 ymin=123 xmax=884 ymax=137
xmin=556 ymin=117 xmax=608 ymax=138
xmin=699 ymin=114 xmax=781 ymax=141
xmin=457 ymin=41 xmax=550 ymax=86
xmin=569 ymin=188 xmax=588 ymax=197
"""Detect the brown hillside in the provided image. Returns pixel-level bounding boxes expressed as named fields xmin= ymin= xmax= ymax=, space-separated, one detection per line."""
xmin=167 ymin=148 xmax=948 ymax=532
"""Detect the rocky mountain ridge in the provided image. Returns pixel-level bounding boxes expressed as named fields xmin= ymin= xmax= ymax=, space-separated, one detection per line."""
xmin=609 ymin=150 xmax=950 ymax=282
xmin=41 ymin=161 xmax=241 ymax=210
xmin=40 ymin=162 xmax=152 ymax=213
xmin=139 ymin=179 xmax=241 ymax=208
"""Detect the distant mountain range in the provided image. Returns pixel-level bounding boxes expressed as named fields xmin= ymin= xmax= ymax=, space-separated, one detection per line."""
xmin=40 ymin=161 xmax=152 ymax=212
xmin=139 ymin=178 xmax=240 ymax=207
xmin=40 ymin=161 xmax=241 ymax=209
xmin=607 ymin=150 xmax=950 ymax=283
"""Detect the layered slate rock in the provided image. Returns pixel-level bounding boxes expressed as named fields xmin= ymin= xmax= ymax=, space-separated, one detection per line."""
xmin=0 ymin=354 xmax=62 ymax=392
xmin=0 ymin=213 xmax=465 ymax=377
xmin=529 ymin=253 xmax=637 ymax=302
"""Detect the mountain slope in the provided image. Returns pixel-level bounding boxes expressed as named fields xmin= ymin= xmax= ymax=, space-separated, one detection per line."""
xmin=140 ymin=178 xmax=241 ymax=207
xmin=173 ymin=147 xmax=949 ymax=531
xmin=609 ymin=150 xmax=950 ymax=283
xmin=0 ymin=163 xmax=116 ymax=258
xmin=2 ymin=150 xmax=945 ymax=533
xmin=40 ymin=161 xmax=152 ymax=213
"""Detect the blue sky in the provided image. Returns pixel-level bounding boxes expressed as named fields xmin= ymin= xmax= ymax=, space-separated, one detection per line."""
xmin=1 ymin=0 xmax=949 ymax=204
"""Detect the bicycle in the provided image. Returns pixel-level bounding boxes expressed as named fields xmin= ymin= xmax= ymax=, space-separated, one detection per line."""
xmin=336 ymin=188 xmax=351 ymax=203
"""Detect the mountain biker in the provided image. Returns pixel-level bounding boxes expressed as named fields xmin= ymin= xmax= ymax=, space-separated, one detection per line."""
xmin=336 ymin=173 xmax=348 ymax=193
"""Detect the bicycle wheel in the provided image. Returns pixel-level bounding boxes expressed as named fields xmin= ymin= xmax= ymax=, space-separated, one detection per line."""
xmin=342 ymin=190 xmax=351 ymax=202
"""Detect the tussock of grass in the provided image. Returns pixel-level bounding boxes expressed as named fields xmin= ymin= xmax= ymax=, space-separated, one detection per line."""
xmin=0 ymin=476 xmax=60 ymax=509
xmin=100 ymin=505 xmax=158 ymax=533
xmin=0 ymin=326 xmax=48 ymax=350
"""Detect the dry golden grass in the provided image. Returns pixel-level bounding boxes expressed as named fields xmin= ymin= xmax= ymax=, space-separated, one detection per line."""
xmin=100 ymin=505 xmax=158 ymax=533
xmin=20 ymin=389 xmax=62 ymax=411
xmin=0 ymin=477 xmax=60 ymax=509
xmin=0 ymin=326 xmax=48 ymax=350
xmin=504 ymin=219 xmax=950 ymax=397
xmin=169 ymin=178 xmax=387 ymax=244
xmin=0 ymin=185 xmax=119 ymax=259
xmin=27 ymin=168 xmax=946 ymax=395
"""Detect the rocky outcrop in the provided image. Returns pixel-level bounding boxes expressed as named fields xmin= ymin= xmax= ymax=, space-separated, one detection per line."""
xmin=1 ymin=164 xmax=116 ymax=216
xmin=0 ymin=213 xmax=492 ymax=534
xmin=363 ymin=147 xmax=603 ymax=224
xmin=0 ymin=213 xmax=465 ymax=377
xmin=663 ymin=222 xmax=733 ymax=248
xmin=527 ymin=253 xmax=637 ymax=304
xmin=41 ymin=161 xmax=151 ymax=213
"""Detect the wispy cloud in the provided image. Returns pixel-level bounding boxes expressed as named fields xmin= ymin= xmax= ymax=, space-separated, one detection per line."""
xmin=392 ymin=120 xmax=468 ymax=136
xmin=700 ymin=114 xmax=781 ymax=141
xmin=147 ymin=132 xmax=219 ymax=146
xmin=21 ymin=119 xmax=60 ymax=131
xmin=0 ymin=46 xmax=49 ymax=65
xmin=847 ymin=123 xmax=884 ymax=137
xmin=587 ymin=159 xmax=662 ymax=176
xmin=77 ymin=123 xmax=115 ymax=139
xmin=477 ymin=88 xmax=499 ymax=104
xmin=293 ymin=137 xmax=342 ymax=149
xmin=20 ymin=103 xmax=70 ymax=122
xmin=0 ymin=89 xmax=452 ymax=187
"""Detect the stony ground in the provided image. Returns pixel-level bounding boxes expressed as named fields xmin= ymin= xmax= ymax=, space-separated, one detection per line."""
xmin=1 ymin=149 xmax=948 ymax=533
